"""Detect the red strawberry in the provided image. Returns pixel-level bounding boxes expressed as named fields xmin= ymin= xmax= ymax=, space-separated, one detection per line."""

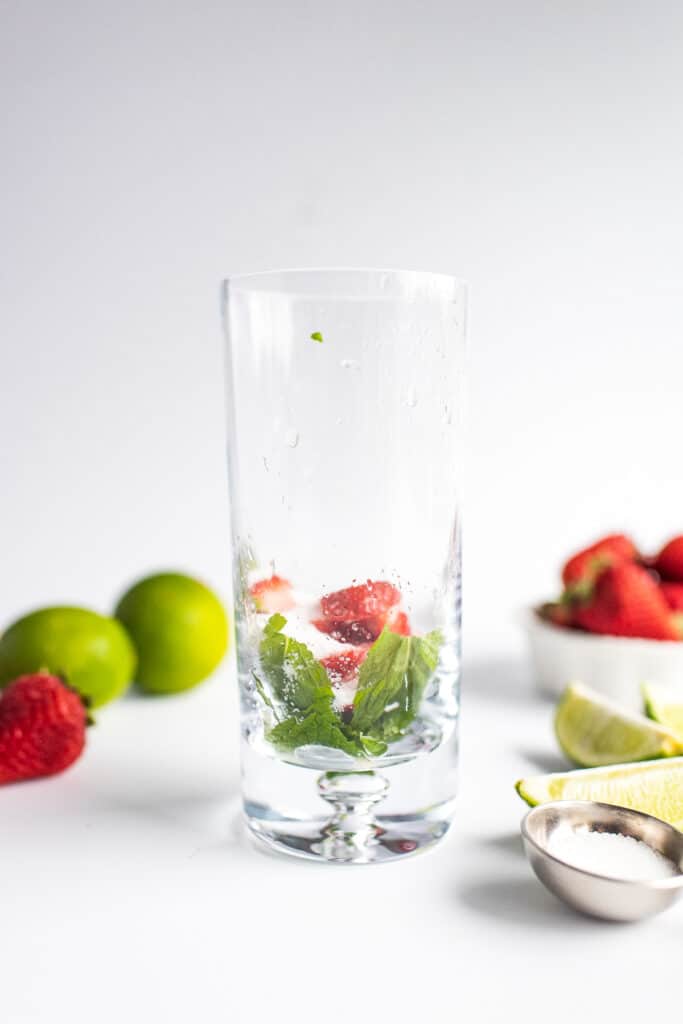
xmin=660 ymin=582 xmax=683 ymax=612
xmin=320 ymin=648 xmax=368 ymax=684
xmin=389 ymin=611 xmax=411 ymax=636
xmin=320 ymin=580 xmax=401 ymax=618
xmin=574 ymin=564 xmax=679 ymax=641
xmin=562 ymin=534 xmax=638 ymax=592
xmin=0 ymin=673 xmax=87 ymax=784
xmin=313 ymin=616 xmax=385 ymax=644
xmin=654 ymin=537 xmax=683 ymax=583
xmin=250 ymin=575 xmax=294 ymax=613
xmin=314 ymin=580 xmax=401 ymax=643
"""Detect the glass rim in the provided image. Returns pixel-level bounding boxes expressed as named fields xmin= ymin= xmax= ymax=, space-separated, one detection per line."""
xmin=223 ymin=266 xmax=467 ymax=298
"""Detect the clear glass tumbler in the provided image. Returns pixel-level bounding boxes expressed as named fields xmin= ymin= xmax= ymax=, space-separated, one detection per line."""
xmin=222 ymin=269 xmax=466 ymax=863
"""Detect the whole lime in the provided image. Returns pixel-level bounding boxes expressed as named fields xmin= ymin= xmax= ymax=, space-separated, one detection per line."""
xmin=0 ymin=606 xmax=136 ymax=707
xmin=114 ymin=572 xmax=229 ymax=695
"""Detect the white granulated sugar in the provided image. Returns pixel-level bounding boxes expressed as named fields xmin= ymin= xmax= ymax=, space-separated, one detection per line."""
xmin=547 ymin=827 xmax=678 ymax=881
xmin=279 ymin=613 xmax=349 ymax=660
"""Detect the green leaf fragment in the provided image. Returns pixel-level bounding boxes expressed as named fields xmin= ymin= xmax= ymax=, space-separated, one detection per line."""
xmin=349 ymin=628 xmax=443 ymax=740
xmin=310 ymin=331 xmax=324 ymax=343
xmin=268 ymin=690 xmax=361 ymax=757
xmin=259 ymin=614 xmax=333 ymax=712
xmin=252 ymin=670 xmax=278 ymax=718
xmin=356 ymin=734 xmax=388 ymax=757
xmin=351 ymin=630 xmax=412 ymax=733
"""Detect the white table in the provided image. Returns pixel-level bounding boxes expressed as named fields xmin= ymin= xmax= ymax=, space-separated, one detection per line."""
xmin=3 ymin=645 xmax=679 ymax=1024
xmin=4 ymin=2 xmax=683 ymax=1018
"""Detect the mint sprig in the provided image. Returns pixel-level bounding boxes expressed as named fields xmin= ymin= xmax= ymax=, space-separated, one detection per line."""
xmin=255 ymin=615 xmax=443 ymax=758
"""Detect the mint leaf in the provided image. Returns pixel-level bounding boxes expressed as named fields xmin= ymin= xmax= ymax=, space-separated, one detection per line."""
xmin=264 ymin=612 xmax=287 ymax=635
xmin=252 ymin=670 xmax=278 ymax=719
xmin=268 ymin=690 xmax=361 ymax=757
xmin=310 ymin=331 xmax=324 ymax=343
xmin=407 ymin=629 xmax=443 ymax=707
xmin=259 ymin=614 xmax=332 ymax=712
xmin=351 ymin=630 xmax=411 ymax=733
xmin=258 ymin=615 xmax=361 ymax=756
xmin=356 ymin=734 xmax=388 ymax=757
xmin=349 ymin=628 xmax=443 ymax=740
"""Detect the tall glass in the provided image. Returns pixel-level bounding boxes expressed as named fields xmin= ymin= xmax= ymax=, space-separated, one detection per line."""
xmin=223 ymin=269 xmax=466 ymax=863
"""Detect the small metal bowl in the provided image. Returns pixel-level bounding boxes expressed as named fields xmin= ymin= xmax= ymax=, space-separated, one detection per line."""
xmin=521 ymin=801 xmax=683 ymax=922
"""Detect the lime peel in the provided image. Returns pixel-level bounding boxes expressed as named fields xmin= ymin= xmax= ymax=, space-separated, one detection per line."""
xmin=554 ymin=682 xmax=683 ymax=768
xmin=516 ymin=757 xmax=683 ymax=832
xmin=643 ymin=683 xmax=683 ymax=738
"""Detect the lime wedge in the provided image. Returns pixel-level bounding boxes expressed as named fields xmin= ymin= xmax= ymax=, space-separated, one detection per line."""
xmin=644 ymin=683 xmax=683 ymax=738
xmin=554 ymin=682 xmax=683 ymax=768
xmin=516 ymin=758 xmax=683 ymax=831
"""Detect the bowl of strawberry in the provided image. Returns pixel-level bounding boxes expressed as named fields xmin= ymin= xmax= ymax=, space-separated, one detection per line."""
xmin=528 ymin=534 xmax=683 ymax=708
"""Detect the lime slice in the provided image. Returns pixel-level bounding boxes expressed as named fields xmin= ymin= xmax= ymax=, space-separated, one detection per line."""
xmin=554 ymin=682 xmax=683 ymax=768
xmin=516 ymin=758 xmax=683 ymax=831
xmin=644 ymin=683 xmax=683 ymax=738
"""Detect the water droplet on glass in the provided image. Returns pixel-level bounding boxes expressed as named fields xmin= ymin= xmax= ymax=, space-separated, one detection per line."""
xmin=405 ymin=387 xmax=418 ymax=408
xmin=285 ymin=429 xmax=299 ymax=448
xmin=340 ymin=358 xmax=360 ymax=371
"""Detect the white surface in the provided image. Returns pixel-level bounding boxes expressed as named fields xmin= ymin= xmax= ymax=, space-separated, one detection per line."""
xmin=527 ymin=610 xmax=683 ymax=708
xmin=3 ymin=662 xmax=683 ymax=1024
xmin=3 ymin=2 xmax=683 ymax=1021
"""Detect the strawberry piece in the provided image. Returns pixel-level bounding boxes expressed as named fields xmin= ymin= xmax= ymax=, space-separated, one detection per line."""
xmin=315 ymin=580 xmax=401 ymax=643
xmin=250 ymin=575 xmax=294 ymax=613
xmin=562 ymin=534 xmax=638 ymax=592
xmin=0 ymin=673 xmax=87 ymax=784
xmin=654 ymin=537 xmax=683 ymax=583
xmin=661 ymin=582 xmax=683 ymax=612
xmin=389 ymin=611 xmax=411 ymax=636
xmin=320 ymin=580 xmax=401 ymax=619
xmin=320 ymin=648 xmax=368 ymax=684
xmin=574 ymin=563 xmax=679 ymax=641
xmin=312 ymin=616 xmax=385 ymax=644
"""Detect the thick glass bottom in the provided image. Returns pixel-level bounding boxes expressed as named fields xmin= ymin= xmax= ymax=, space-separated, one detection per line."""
xmin=242 ymin=729 xmax=458 ymax=864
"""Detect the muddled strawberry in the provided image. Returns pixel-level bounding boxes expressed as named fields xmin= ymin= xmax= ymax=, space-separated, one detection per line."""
xmin=250 ymin=575 xmax=294 ymax=613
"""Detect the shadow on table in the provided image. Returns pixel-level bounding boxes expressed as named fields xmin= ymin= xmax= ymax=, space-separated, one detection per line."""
xmin=462 ymin=655 xmax=548 ymax=707
xmin=476 ymin=831 xmax=526 ymax=858
xmin=458 ymin=876 xmax=595 ymax=930
xmin=90 ymin=774 xmax=241 ymax=843
xmin=516 ymin=748 xmax=569 ymax=773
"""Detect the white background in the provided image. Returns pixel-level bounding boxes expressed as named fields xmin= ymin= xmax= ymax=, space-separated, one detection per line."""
xmin=2 ymin=2 xmax=683 ymax=1021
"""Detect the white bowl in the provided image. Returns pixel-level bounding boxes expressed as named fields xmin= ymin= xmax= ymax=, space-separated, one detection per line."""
xmin=525 ymin=609 xmax=683 ymax=710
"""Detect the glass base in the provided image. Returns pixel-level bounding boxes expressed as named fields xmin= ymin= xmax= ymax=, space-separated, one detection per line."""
xmin=241 ymin=731 xmax=458 ymax=864
xmin=246 ymin=798 xmax=455 ymax=864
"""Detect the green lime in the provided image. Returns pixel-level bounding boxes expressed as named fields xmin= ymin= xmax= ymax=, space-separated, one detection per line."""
xmin=644 ymin=683 xmax=683 ymax=738
xmin=516 ymin=757 xmax=683 ymax=831
xmin=0 ymin=606 xmax=136 ymax=707
xmin=554 ymin=682 xmax=683 ymax=768
xmin=115 ymin=572 xmax=228 ymax=695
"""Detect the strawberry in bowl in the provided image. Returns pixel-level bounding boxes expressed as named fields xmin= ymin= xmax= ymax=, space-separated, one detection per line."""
xmin=528 ymin=533 xmax=683 ymax=709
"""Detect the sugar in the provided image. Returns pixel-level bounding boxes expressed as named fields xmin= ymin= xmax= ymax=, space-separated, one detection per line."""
xmin=547 ymin=827 xmax=678 ymax=881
